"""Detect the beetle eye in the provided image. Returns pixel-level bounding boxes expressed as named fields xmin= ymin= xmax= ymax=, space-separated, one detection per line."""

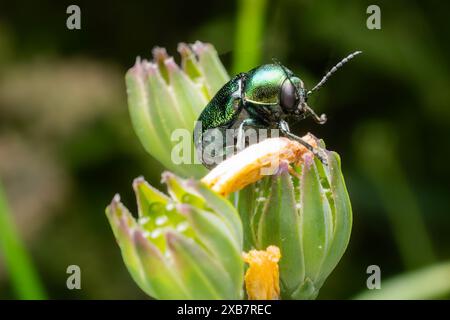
xmin=280 ymin=79 xmax=298 ymax=112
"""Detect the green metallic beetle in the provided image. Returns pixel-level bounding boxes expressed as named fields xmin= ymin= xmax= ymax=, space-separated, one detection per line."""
xmin=194 ymin=51 xmax=361 ymax=168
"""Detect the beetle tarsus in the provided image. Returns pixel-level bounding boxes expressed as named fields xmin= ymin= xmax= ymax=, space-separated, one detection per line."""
xmin=279 ymin=120 xmax=328 ymax=165
xmin=315 ymin=148 xmax=328 ymax=165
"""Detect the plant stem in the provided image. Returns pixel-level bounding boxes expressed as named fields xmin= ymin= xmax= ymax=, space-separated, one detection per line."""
xmin=233 ymin=0 xmax=268 ymax=74
xmin=0 ymin=181 xmax=47 ymax=299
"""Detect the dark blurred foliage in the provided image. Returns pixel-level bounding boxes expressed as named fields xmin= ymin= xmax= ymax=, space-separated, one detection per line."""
xmin=0 ymin=0 xmax=449 ymax=299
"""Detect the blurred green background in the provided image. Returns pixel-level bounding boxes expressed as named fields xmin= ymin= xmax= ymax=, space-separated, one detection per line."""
xmin=0 ymin=0 xmax=449 ymax=299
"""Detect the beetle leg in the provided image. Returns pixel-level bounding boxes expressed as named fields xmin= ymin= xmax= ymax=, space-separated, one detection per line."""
xmin=236 ymin=118 xmax=263 ymax=151
xmin=236 ymin=119 xmax=251 ymax=151
xmin=236 ymin=121 xmax=246 ymax=151
xmin=279 ymin=120 xmax=328 ymax=164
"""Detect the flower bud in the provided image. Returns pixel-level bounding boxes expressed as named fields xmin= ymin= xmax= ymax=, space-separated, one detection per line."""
xmin=105 ymin=173 xmax=243 ymax=299
xmin=125 ymin=42 xmax=229 ymax=178
xmin=236 ymin=144 xmax=352 ymax=299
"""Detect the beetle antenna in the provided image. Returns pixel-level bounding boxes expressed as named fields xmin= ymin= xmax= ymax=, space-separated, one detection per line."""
xmin=307 ymin=51 xmax=362 ymax=96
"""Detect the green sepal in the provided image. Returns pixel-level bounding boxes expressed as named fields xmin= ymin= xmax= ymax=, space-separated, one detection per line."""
xmin=133 ymin=176 xmax=170 ymax=218
xmin=166 ymin=231 xmax=235 ymax=299
xmin=166 ymin=57 xmax=207 ymax=118
xmin=192 ymin=41 xmax=229 ymax=97
xmin=315 ymin=151 xmax=353 ymax=286
xmin=257 ymin=162 xmax=305 ymax=297
xmin=125 ymin=65 xmax=172 ymax=169
xmin=105 ymin=195 xmax=153 ymax=297
xmin=299 ymin=154 xmax=333 ymax=283
xmin=133 ymin=229 xmax=189 ymax=299
xmin=180 ymin=204 xmax=244 ymax=298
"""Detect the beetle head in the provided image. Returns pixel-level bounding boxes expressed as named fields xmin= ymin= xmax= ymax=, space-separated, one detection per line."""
xmin=280 ymin=75 xmax=327 ymax=125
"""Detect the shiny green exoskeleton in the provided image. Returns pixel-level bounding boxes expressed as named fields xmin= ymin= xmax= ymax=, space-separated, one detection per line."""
xmin=194 ymin=51 xmax=362 ymax=168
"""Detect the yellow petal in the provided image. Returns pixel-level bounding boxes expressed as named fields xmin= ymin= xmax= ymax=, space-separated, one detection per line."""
xmin=242 ymin=246 xmax=281 ymax=300
xmin=201 ymin=135 xmax=318 ymax=196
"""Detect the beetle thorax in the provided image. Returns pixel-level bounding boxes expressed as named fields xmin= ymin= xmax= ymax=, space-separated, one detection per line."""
xmin=242 ymin=64 xmax=307 ymax=124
